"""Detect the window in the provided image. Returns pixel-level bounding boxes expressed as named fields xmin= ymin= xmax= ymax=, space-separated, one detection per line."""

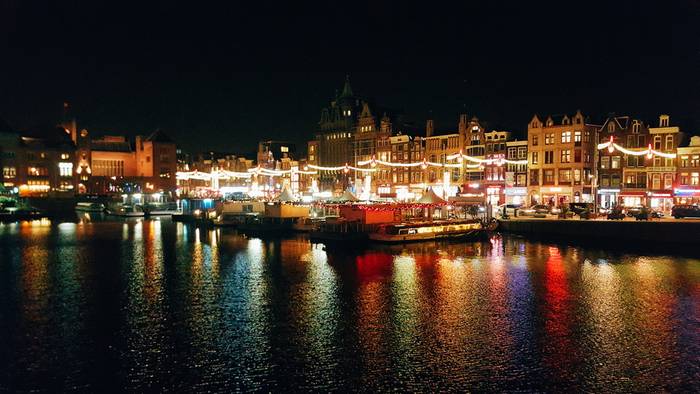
xmin=574 ymin=131 xmax=582 ymax=145
xmin=652 ymin=174 xmax=661 ymax=189
xmin=584 ymin=152 xmax=591 ymax=163
xmin=60 ymin=153 xmax=70 ymax=160
xmin=665 ymin=158 xmax=674 ymax=167
xmin=666 ymin=135 xmax=674 ymax=150
xmin=545 ymin=133 xmax=554 ymax=145
xmin=544 ymin=151 xmax=554 ymax=164
xmin=517 ymin=147 xmax=527 ymax=159
xmin=27 ymin=166 xmax=48 ymax=176
xmin=559 ymin=169 xmax=571 ymax=183
xmin=146 ymin=156 xmax=151 ymax=163
xmin=608 ymin=122 xmax=615 ymax=132
xmin=601 ymin=157 xmax=610 ymax=169
xmin=664 ymin=174 xmax=674 ymax=190
xmin=531 ymin=152 xmax=538 ymax=165
xmin=544 ymin=169 xmax=555 ymax=184
xmin=692 ymin=155 xmax=700 ymax=167
xmin=601 ymin=175 xmax=610 ymax=187
xmin=530 ymin=169 xmax=539 ymax=185
xmin=611 ymin=174 xmax=621 ymax=186
xmin=309 ymin=155 xmax=315 ymax=161
xmin=692 ymin=173 xmax=700 ymax=186
xmin=626 ymin=173 xmax=637 ymax=186
xmin=573 ymin=169 xmax=581 ymax=183
xmin=58 ymin=162 xmax=73 ymax=177
xmin=654 ymin=157 xmax=662 ymax=167
xmin=2 ymin=166 xmax=16 ymax=178
xmin=654 ymin=136 xmax=662 ymax=150
xmin=574 ymin=149 xmax=582 ymax=163
xmin=632 ymin=122 xmax=640 ymax=133
xmin=680 ymin=173 xmax=689 ymax=185
xmin=583 ymin=131 xmax=590 ymax=143
xmin=627 ymin=135 xmax=635 ymax=148
xmin=561 ymin=131 xmax=571 ymax=143
xmin=611 ymin=156 xmax=621 ymax=169
xmin=561 ymin=150 xmax=571 ymax=163
xmin=309 ymin=145 xmax=315 ymax=153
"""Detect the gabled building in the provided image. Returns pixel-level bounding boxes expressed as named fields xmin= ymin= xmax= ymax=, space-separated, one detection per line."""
xmin=527 ymin=110 xmax=597 ymax=207
xmin=597 ymin=115 xmax=649 ymax=208
xmin=675 ymin=136 xmax=700 ymax=205
xmin=504 ymin=140 xmax=528 ymax=204
xmin=647 ymin=114 xmax=681 ymax=212
xmin=0 ymin=122 xmax=77 ymax=197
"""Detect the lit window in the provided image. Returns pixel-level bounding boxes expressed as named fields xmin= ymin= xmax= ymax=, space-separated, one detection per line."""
xmin=611 ymin=156 xmax=621 ymax=169
xmin=561 ymin=131 xmax=571 ymax=143
xmin=58 ymin=162 xmax=73 ymax=177
xmin=60 ymin=153 xmax=70 ymax=160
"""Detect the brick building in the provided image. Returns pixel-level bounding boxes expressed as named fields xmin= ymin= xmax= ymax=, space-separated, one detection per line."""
xmin=527 ymin=110 xmax=597 ymax=207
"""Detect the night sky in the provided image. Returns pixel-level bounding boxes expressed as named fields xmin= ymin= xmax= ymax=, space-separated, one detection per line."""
xmin=1 ymin=1 xmax=698 ymax=155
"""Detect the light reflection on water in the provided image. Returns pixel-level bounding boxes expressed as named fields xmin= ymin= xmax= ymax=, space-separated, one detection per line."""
xmin=0 ymin=218 xmax=698 ymax=392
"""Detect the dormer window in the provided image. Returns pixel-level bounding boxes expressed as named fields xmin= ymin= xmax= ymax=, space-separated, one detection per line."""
xmin=632 ymin=122 xmax=640 ymax=133
xmin=608 ymin=122 xmax=615 ymax=132
xmin=547 ymin=120 xmax=553 ymax=126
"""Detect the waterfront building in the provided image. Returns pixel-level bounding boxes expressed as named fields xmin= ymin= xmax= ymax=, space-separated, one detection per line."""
xmin=504 ymin=140 xmax=528 ymax=205
xmin=647 ymin=115 xmax=681 ymax=212
xmin=83 ymin=130 xmax=177 ymax=194
xmin=527 ymin=110 xmax=597 ymax=207
xmin=423 ymin=118 xmax=462 ymax=198
xmin=0 ymin=121 xmax=77 ymax=197
xmin=675 ymin=135 xmax=700 ymax=205
xmin=483 ymin=130 xmax=511 ymax=205
xmin=314 ymin=77 xmax=361 ymax=191
xmin=177 ymin=151 xmax=254 ymax=196
xmin=598 ymin=115 xmax=649 ymax=208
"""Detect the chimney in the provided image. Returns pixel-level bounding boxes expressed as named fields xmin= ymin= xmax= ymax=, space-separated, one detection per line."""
xmin=458 ymin=114 xmax=468 ymax=134
xmin=426 ymin=119 xmax=434 ymax=137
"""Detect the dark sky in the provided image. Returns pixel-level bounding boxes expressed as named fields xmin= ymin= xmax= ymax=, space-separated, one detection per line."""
xmin=1 ymin=1 xmax=699 ymax=155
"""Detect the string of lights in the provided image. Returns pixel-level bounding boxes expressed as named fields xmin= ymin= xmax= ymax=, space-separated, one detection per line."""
xmin=597 ymin=137 xmax=677 ymax=158
xmin=446 ymin=152 xmax=529 ymax=165
xmin=306 ymin=164 xmax=377 ymax=173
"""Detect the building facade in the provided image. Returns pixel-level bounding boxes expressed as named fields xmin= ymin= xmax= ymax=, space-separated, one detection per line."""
xmin=504 ymin=140 xmax=528 ymax=204
xmin=647 ymin=115 xmax=681 ymax=212
xmin=528 ymin=111 xmax=596 ymax=207
xmin=675 ymin=136 xmax=700 ymax=205
xmin=0 ymin=123 xmax=78 ymax=197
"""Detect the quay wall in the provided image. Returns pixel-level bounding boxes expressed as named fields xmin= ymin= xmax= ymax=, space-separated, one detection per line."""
xmin=498 ymin=219 xmax=700 ymax=245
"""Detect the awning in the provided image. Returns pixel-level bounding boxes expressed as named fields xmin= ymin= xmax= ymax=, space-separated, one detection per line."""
xmin=619 ymin=191 xmax=647 ymax=197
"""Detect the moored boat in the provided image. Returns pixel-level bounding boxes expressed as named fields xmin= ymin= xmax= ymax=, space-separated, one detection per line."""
xmin=143 ymin=202 xmax=180 ymax=216
xmin=106 ymin=203 xmax=145 ymax=217
xmin=75 ymin=202 xmax=106 ymax=212
xmin=369 ymin=219 xmax=483 ymax=243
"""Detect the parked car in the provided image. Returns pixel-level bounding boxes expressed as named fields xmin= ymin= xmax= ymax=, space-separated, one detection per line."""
xmin=607 ymin=206 xmax=626 ymax=220
xmin=569 ymin=202 xmax=594 ymax=216
xmin=671 ymin=205 xmax=700 ymax=219
xmin=519 ymin=204 xmax=552 ymax=216
xmin=497 ymin=204 xmax=523 ymax=218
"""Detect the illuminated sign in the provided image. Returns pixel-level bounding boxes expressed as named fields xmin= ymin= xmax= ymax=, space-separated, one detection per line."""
xmin=597 ymin=188 xmax=620 ymax=194
xmin=504 ymin=187 xmax=527 ymax=196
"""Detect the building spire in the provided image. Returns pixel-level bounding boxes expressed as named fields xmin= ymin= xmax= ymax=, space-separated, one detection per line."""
xmin=340 ymin=75 xmax=353 ymax=98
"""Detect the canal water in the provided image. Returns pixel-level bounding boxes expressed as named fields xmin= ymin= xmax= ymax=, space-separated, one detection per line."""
xmin=0 ymin=217 xmax=697 ymax=392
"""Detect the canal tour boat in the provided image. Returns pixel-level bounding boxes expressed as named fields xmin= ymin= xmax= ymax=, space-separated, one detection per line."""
xmin=74 ymin=202 xmax=106 ymax=212
xmin=105 ymin=203 xmax=145 ymax=217
xmin=369 ymin=219 xmax=483 ymax=243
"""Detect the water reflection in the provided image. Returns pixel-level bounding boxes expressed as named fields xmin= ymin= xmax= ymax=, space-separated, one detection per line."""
xmin=0 ymin=220 xmax=697 ymax=391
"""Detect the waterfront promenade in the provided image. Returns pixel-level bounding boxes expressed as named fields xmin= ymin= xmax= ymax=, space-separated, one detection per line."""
xmin=498 ymin=216 xmax=700 ymax=245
